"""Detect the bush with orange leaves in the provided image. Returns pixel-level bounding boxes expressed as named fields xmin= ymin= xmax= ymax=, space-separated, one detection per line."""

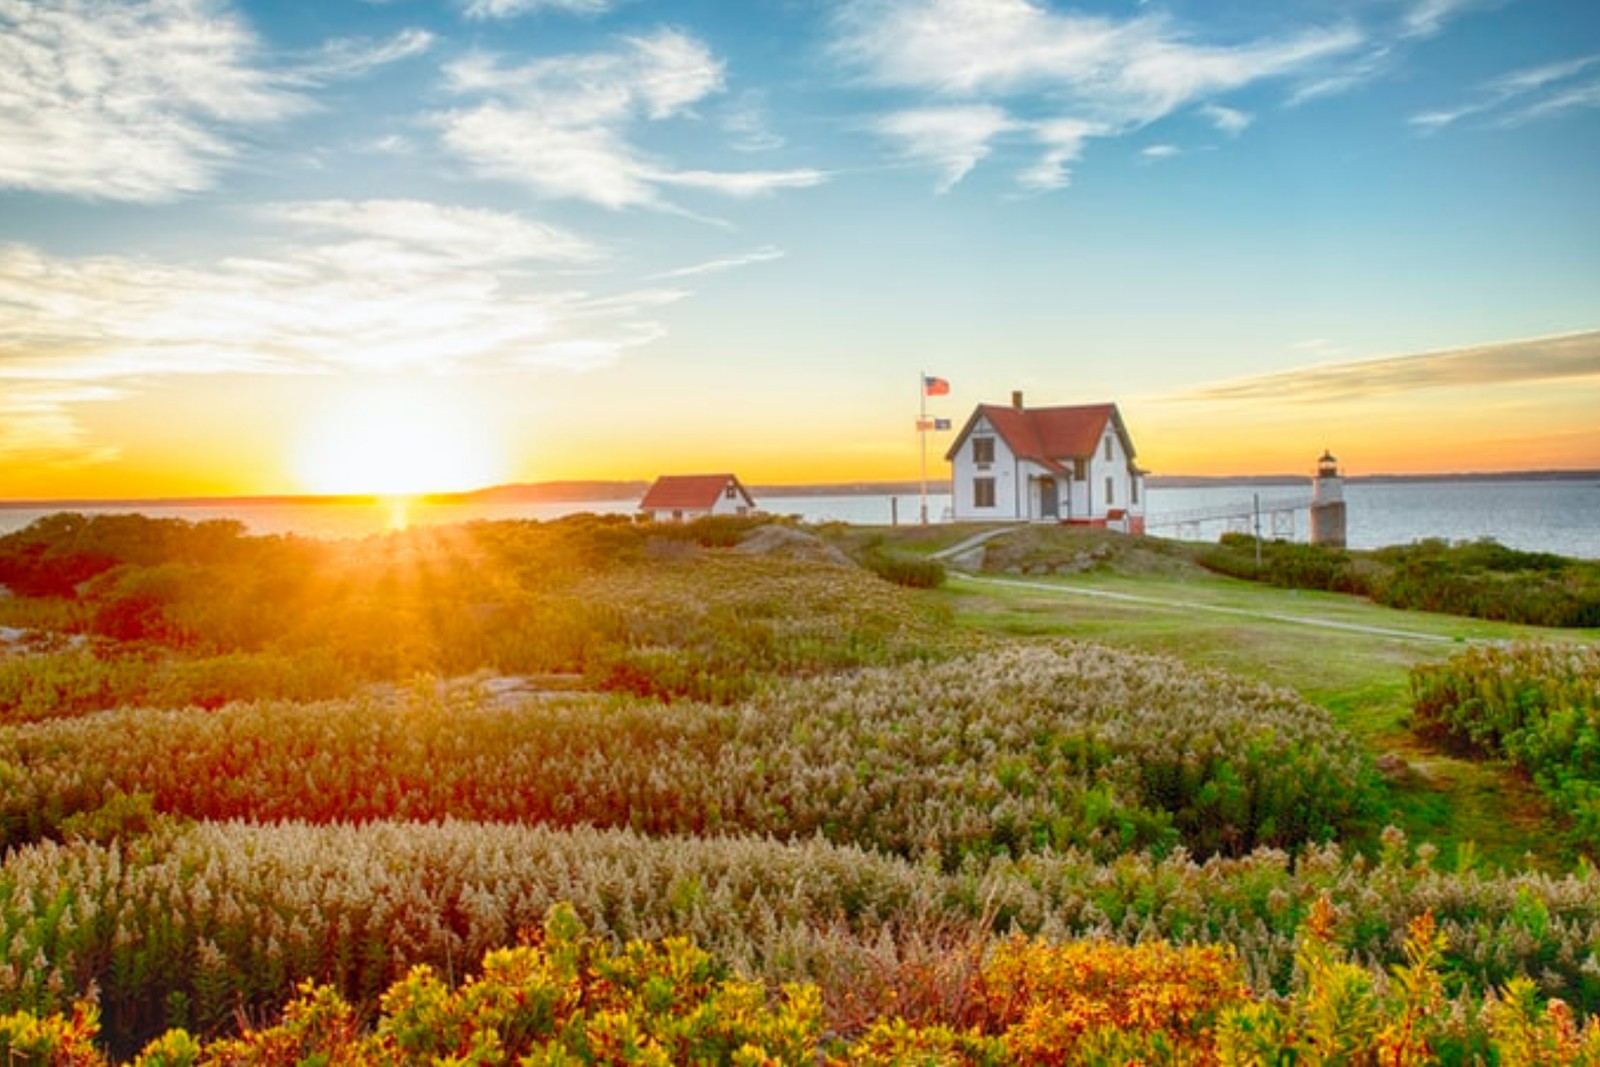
xmin=973 ymin=937 xmax=1248 ymax=1064
xmin=6 ymin=901 xmax=1600 ymax=1065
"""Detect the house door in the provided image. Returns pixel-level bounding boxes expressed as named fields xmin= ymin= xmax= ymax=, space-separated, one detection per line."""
xmin=1039 ymin=478 xmax=1059 ymax=520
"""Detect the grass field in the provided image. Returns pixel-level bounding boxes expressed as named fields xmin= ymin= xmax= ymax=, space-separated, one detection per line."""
xmin=926 ymin=526 xmax=1600 ymax=869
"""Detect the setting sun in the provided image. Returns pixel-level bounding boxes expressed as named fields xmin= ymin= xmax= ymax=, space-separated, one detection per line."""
xmin=291 ymin=380 xmax=504 ymax=496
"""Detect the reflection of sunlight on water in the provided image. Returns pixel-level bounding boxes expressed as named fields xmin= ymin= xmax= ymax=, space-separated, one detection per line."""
xmin=382 ymin=496 xmax=413 ymax=531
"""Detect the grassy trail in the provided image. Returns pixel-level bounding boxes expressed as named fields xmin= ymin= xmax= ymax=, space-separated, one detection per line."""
xmin=941 ymin=561 xmax=1597 ymax=869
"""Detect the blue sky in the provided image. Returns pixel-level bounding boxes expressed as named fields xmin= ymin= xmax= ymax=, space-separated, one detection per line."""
xmin=1 ymin=0 xmax=1597 ymax=496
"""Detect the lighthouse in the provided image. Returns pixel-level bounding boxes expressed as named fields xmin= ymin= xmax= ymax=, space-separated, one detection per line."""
xmin=1310 ymin=450 xmax=1347 ymax=548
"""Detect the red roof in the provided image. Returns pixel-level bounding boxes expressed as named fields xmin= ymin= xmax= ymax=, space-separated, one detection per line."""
xmin=639 ymin=474 xmax=752 ymax=510
xmin=945 ymin=403 xmax=1132 ymax=465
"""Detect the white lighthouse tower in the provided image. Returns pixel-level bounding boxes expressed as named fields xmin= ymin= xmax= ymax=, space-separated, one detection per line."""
xmin=1310 ymin=450 xmax=1347 ymax=548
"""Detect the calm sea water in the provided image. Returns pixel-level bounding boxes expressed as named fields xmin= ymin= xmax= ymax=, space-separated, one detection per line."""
xmin=1 ymin=480 xmax=1596 ymax=558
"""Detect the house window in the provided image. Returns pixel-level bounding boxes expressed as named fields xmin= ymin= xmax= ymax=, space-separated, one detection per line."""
xmin=974 ymin=477 xmax=996 ymax=508
xmin=972 ymin=436 xmax=995 ymax=465
xmin=1104 ymin=436 xmax=1113 ymax=461
xmin=724 ymin=484 xmax=737 ymax=499
xmin=1073 ymin=459 xmax=1087 ymax=481
xmin=1105 ymin=477 xmax=1114 ymax=505
xmin=1131 ymin=477 xmax=1139 ymax=505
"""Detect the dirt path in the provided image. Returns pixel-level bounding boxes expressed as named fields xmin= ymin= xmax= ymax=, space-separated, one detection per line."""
xmin=954 ymin=572 xmax=1468 ymax=645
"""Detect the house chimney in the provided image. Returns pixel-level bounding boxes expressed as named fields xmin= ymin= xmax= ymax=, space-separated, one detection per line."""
xmin=1011 ymin=390 xmax=1024 ymax=410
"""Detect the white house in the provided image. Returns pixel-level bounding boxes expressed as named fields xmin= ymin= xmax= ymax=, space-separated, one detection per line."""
xmin=944 ymin=393 xmax=1146 ymax=530
xmin=638 ymin=474 xmax=757 ymax=522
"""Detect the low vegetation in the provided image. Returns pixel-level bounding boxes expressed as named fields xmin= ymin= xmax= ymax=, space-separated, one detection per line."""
xmin=0 ymin=513 xmax=947 ymax=715
xmin=1412 ymin=643 xmax=1600 ymax=852
xmin=4 ymin=872 xmax=1598 ymax=1063
xmin=1 ymin=512 xmax=1598 ymax=1061
xmin=1200 ymin=533 xmax=1600 ymax=627
xmin=0 ymin=643 xmax=1373 ymax=861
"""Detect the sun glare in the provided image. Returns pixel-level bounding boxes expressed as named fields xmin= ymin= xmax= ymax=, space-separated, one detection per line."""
xmin=293 ymin=381 xmax=505 ymax=497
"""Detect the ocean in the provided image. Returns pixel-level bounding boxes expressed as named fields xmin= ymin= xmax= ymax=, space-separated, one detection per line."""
xmin=1 ymin=478 xmax=1597 ymax=559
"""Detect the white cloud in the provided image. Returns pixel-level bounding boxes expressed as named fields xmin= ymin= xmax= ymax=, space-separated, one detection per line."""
xmin=295 ymin=28 xmax=435 ymax=81
xmin=1017 ymin=118 xmax=1101 ymax=190
xmin=1410 ymin=53 xmax=1600 ymax=131
xmin=0 ymin=201 xmax=673 ymax=402
xmin=1499 ymin=79 xmax=1600 ymax=127
xmin=434 ymin=31 xmax=826 ymax=210
xmin=1141 ymin=144 xmax=1181 ymax=159
xmin=648 ymin=246 xmax=785 ymax=280
xmin=835 ymin=0 xmax=1360 ymax=123
xmin=265 ymin=199 xmax=604 ymax=266
xmin=653 ymin=169 xmax=829 ymax=196
xmin=358 ymin=134 xmax=417 ymax=155
xmin=875 ymin=106 xmax=1017 ymax=192
xmin=1489 ymin=55 xmax=1600 ymax=96
xmin=0 ymin=0 xmax=305 ymax=201
xmin=834 ymin=0 xmax=1359 ymax=191
xmin=721 ymin=91 xmax=785 ymax=151
xmin=1402 ymin=0 xmax=1478 ymax=39
xmin=1175 ymin=330 xmax=1600 ymax=404
xmin=1199 ymin=103 xmax=1252 ymax=136
xmin=461 ymin=0 xmax=613 ymax=18
xmin=437 ymin=104 xmax=659 ymax=209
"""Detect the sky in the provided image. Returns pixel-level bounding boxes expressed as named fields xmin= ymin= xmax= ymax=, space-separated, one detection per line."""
xmin=1 ymin=0 xmax=1598 ymax=499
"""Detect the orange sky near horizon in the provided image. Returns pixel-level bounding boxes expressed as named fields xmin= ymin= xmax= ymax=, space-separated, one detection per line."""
xmin=3 ymin=357 xmax=1596 ymax=503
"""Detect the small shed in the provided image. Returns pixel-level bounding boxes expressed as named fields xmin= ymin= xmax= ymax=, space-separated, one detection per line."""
xmin=638 ymin=474 xmax=757 ymax=522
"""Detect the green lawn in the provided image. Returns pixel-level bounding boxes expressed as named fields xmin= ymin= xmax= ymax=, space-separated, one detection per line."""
xmin=941 ymin=560 xmax=1600 ymax=870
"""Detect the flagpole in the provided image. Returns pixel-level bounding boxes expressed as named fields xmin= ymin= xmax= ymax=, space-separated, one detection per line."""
xmin=919 ymin=371 xmax=928 ymax=525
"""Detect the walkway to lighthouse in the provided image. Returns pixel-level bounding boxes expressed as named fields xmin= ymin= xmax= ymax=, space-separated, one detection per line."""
xmin=1144 ymin=494 xmax=1316 ymax=541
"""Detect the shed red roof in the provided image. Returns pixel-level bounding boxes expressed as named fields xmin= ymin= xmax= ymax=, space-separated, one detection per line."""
xmin=945 ymin=403 xmax=1131 ymax=466
xmin=639 ymin=474 xmax=752 ymax=510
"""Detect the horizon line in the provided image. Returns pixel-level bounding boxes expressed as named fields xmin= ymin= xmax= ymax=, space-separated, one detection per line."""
xmin=3 ymin=468 xmax=1599 ymax=510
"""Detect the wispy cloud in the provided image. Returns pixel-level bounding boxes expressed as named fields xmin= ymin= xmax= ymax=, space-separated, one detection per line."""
xmin=0 ymin=200 xmax=673 ymax=397
xmin=833 ymin=0 xmax=1359 ymax=192
xmin=1141 ymin=144 xmax=1181 ymax=160
xmin=1017 ymin=118 xmax=1101 ymax=191
xmin=647 ymin=246 xmax=785 ymax=280
xmin=1199 ymin=103 xmax=1252 ymax=136
xmin=1401 ymin=0 xmax=1480 ymax=40
xmin=720 ymin=91 xmax=786 ymax=151
xmin=874 ymin=106 xmax=1018 ymax=192
xmin=0 ymin=0 xmax=305 ymax=201
xmin=265 ymin=199 xmax=604 ymax=266
xmin=0 ymin=383 xmax=121 ymax=470
xmin=461 ymin=0 xmax=614 ymax=18
xmin=1499 ymin=78 xmax=1600 ymax=127
xmin=1172 ymin=330 xmax=1600 ymax=404
xmin=433 ymin=30 xmax=826 ymax=209
xmin=1411 ymin=53 xmax=1600 ymax=131
xmin=295 ymin=27 xmax=435 ymax=81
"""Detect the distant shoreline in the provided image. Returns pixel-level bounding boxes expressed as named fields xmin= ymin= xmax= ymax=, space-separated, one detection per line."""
xmin=1 ymin=469 xmax=1596 ymax=510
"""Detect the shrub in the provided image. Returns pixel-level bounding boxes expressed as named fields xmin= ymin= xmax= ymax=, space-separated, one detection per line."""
xmin=1412 ymin=643 xmax=1600 ymax=853
xmin=0 ymin=643 xmax=1374 ymax=860
xmin=6 ymin=820 xmax=1600 ymax=1053
xmin=7 ymin=899 xmax=1600 ymax=1065
xmin=861 ymin=550 xmax=947 ymax=589
xmin=1200 ymin=534 xmax=1600 ymax=627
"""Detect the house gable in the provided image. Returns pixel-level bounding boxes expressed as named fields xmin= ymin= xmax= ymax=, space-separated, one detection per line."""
xmin=639 ymin=474 xmax=755 ymax=514
xmin=946 ymin=399 xmax=1143 ymax=526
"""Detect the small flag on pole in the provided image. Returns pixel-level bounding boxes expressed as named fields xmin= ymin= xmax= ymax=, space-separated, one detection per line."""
xmin=922 ymin=375 xmax=950 ymax=396
xmin=934 ymin=417 xmax=952 ymax=430
xmin=916 ymin=417 xmax=955 ymax=431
